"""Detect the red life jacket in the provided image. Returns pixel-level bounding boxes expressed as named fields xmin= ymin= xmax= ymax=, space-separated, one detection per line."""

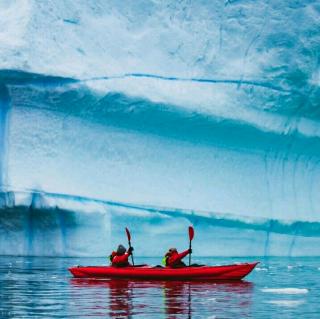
xmin=112 ymin=252 xmax=131 ymax=267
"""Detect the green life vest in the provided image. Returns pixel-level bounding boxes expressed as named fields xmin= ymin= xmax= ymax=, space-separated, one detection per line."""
xmin=162 ymin=256 xmax=168 ymax=266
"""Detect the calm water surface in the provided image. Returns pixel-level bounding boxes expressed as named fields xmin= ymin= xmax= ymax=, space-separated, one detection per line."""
xmin=1 ymin=257 xmax=319 ymax=318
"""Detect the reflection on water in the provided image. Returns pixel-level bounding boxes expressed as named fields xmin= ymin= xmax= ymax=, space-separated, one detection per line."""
xmin=70 ymin=278 xmax=253 ymax=318
xmin=1 ymin=257 xmax=320 ymax=318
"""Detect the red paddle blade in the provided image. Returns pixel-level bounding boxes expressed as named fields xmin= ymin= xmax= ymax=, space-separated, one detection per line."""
xmin=125 ymin=227 xmax=131 ymax=241
xmin=188 ymin=226 xmax=194 ymax=241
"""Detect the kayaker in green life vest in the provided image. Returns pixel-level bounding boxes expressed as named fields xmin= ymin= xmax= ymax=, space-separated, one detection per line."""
xmin=163 ymin=247 xmax=192 ymax=268
xmin=109 ymin=244 xmax=134 ymax=267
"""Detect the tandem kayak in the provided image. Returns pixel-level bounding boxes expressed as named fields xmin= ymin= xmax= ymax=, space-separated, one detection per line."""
xmin=69 ymin=262 xmax=258 ymax=281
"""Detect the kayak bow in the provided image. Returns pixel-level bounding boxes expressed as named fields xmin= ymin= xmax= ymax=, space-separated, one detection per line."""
xmin=69 ymin=262 xmax=258 ymax=281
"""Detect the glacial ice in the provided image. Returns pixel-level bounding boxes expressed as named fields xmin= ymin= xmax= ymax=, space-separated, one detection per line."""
xmin=0 ymin=1 xmax=319 ymax=256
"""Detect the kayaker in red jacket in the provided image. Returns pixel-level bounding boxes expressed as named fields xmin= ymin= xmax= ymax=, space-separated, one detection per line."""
xmin=164 ymin=247 xmax=192 ymax=268
xmin=110 ymin=244 xmax=134 ymax=267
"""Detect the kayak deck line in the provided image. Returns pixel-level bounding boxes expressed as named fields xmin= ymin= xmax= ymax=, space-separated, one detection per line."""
xmin=69 ymin=262 xmax=259 ymax=281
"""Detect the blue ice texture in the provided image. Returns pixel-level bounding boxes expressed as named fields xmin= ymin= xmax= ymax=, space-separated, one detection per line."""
xmin=0 ymin=0 xmax=319 ymax=256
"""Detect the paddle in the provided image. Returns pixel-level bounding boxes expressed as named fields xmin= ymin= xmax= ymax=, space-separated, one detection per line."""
xmin=125 ymin=227 xmax=135 ymax=266
xmin=188 ymin=226 xmax=194 ymax=266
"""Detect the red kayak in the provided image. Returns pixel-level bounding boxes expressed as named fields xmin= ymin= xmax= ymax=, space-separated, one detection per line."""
xmin=69 ymin=262 xmax=258 ymax=281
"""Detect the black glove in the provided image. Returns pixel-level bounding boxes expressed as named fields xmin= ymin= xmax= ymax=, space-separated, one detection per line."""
xmin=128 ymin=246 xmax=134 ymax=253
xmin=188 ymin=248 xmax=192 ymax=254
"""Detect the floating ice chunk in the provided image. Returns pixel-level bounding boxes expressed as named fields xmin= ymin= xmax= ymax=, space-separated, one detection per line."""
xmin=261 ymin=288 xmax=308 ymax=294
xmin=265 ymin=300 xmax=305 ymax=307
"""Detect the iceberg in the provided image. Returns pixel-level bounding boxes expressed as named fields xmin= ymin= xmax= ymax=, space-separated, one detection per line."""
xmin=0 ymin=1 xmax=319 ymax=256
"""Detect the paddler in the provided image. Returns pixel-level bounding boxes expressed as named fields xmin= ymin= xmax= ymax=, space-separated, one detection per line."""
xmin=163 ymin=247 xmax=192 ymax=268
xmin=109 ymin=244 xmax=134 ymax=267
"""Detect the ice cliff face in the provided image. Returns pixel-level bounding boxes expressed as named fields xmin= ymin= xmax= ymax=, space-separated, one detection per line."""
xmin=0 ymin=0 xmax=319 ymax=256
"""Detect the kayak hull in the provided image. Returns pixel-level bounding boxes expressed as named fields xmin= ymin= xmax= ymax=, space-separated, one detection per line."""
xmin=69 ymin=262 xmax=258 ymax=281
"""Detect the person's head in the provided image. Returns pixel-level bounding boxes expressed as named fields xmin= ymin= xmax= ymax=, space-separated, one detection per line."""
xmin=165 ymin=247 xmax=177 ymax=257
xmin=117 ymin=244 xmax=127 ymax=256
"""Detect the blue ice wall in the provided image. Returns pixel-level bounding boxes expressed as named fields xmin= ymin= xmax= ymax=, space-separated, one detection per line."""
xmin=0 ymin=1 xmax=319 ymax=256
xmin=0 ymin=84 xmax=10 ymax=187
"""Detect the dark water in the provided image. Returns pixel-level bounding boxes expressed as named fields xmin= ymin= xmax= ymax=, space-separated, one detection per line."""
xmin=0 ymin=257 xmax=319 ymax=318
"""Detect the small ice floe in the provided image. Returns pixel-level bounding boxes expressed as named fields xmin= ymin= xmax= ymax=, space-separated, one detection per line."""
xmin=265 ymin=300 xmax=305 ymax=307
xmin=287 ymin=265 xmax=294 ymax=270
xmin=261 ymin=288 xmax=308 ymax=294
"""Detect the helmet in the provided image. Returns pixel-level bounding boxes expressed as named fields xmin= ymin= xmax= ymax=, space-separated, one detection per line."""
xmin=117 ymin=244 xmax=126 ymax=255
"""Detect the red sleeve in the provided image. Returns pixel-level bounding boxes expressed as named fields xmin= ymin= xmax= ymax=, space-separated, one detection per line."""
xmin=177 ymin=249 xmax=190 ymax=260
xmin=168 ymin=249 xmax=189 ymax=265
xmin=112 ymin=253 xmax=129 ymax=264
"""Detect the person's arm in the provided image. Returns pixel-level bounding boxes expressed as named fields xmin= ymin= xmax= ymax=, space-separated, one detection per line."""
xmin=169 ymin=249 xmax=191 ymax=265
xmin=176 ymin=249 xmax=190 ymax=260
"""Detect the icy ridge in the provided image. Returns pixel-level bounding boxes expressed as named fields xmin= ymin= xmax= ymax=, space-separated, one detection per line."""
xmin=1 ymin=190 xmax=320 ymax=256
xmin=1 ymin=190 xmax=320 ymax=236
xmin=1 ymin=69 xmax=320 ymax=140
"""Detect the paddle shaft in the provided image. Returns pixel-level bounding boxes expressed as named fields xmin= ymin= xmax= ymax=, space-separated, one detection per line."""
xmin=189 ymin=239 xmax=192 ymax=266
xmin=188 ymin=226 xmax=194 ymax=266
xmin=125 ymin=227 xmax=135 ymax=266
xmin=128 ymin=240 xmax=135 ymax=266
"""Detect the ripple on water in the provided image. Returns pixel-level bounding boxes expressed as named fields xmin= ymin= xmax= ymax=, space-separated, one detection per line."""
xmin=255 ymin=267 xmax=268 ymax=272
